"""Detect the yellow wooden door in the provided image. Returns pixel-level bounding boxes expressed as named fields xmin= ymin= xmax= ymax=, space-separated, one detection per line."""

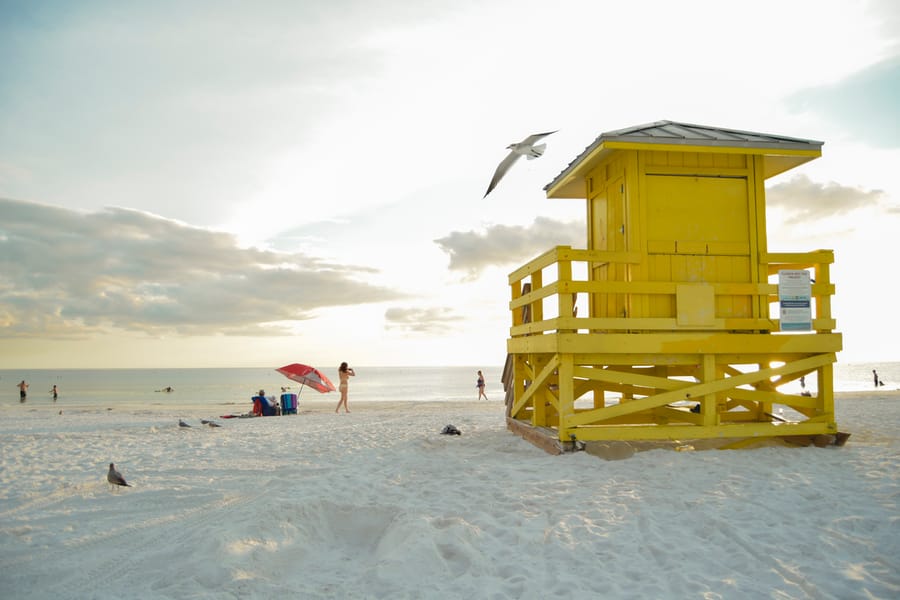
xmin=591 ymin=177 xmax=627 ymax=321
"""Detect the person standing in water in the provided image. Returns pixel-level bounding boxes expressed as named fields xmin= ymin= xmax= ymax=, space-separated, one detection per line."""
xmin=477 ymin=370 xmax=488 ymax=401
xmin=50 ymin=384 xmax=58 ymax=401
xmin=335 ymin=362 xmax=355 ymax=413
xmin=17 ymin=380 xmax=28 ymax=402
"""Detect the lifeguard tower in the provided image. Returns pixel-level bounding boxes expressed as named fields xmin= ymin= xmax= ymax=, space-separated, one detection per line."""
xmin=504 ymin=121 xmax=845 ymax=453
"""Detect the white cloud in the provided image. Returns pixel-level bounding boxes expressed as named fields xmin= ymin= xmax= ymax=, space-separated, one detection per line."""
xmin=384 ymin=306 xmax=463 ymax=334
xmin=766 ymin=174 xmax=886 ymax=224
xmin=0 ymin=198 xmax=403 ymax=339
xmin=434 ymin=217 xmax=583 ymax=278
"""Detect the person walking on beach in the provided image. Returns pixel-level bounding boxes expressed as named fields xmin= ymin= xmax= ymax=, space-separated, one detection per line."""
xmin=50 ymin=384 xmax=58 ymax=401
xmin=17 ymin=380 xmax=28 ymax=402
xmin=477 ymin=370 xmax=488 ymax=401
xmin=873 ymin=369 xmax=885 ymax=387
xmin=335 ymin=362 xmax=355 ymax=413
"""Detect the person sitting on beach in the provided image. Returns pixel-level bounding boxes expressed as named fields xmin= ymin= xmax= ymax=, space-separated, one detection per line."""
xmin=156 ymin=386 xmax=174 ymax=393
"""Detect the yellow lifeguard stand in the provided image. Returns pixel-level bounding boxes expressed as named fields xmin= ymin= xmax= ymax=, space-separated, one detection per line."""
xmin=504 ymin=121 xmax=845 ymax=453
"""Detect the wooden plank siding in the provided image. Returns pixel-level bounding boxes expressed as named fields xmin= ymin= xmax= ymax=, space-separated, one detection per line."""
xmin=505 ymin=123 xmax=841 ymax=449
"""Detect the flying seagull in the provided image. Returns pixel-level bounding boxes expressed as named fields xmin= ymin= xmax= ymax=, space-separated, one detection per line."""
xmin=483 ymin=130 xmax=557 ymax=198
xmin=107 ymin=463 xmax=131 ymax=488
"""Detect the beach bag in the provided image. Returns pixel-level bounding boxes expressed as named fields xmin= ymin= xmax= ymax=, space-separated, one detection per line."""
xmin=280 ymin=393 xmax=298 ymax=415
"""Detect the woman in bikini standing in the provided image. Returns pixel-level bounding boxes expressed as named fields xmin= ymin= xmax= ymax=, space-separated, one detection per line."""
xmin=335 ymin=362 xmax=355 ymax=413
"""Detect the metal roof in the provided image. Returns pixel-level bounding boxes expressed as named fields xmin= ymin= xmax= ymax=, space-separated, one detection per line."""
xmin=545 ymin=120 xmax=824 ymax=196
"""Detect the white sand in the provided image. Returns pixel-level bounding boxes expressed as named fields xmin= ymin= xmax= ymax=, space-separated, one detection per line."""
xmin=1 ymin=394 xmax=898 ymax=599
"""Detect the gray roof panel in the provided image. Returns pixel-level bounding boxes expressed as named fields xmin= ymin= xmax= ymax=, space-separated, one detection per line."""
xmin=545 ymin=120 xmax=824 ymax=192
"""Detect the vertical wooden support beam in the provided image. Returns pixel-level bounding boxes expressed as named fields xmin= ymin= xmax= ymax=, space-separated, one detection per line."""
xmin=630 ymin=150 xmax=649 ymax=320
xmin=598 ymin=368 xmax=610 ymax=409
xmin=701 ymin=353 xmax=718 ymax=427
xmin=751 ymin=155 xmax=769 ymax=321
xmin=819 ymin=361 xmax=835 ymax=429
xmin=508 ymin=355 xmax=519 ymax=418
xmin=758 ymin=361 xmax=773 ymax=420
xmin=653 ymin=365 xmax=667 ymax=393
xmin=557 ymin=354 xmax=575 ymax=441
xmin=532 ymin=354 xmax=550 ymax=427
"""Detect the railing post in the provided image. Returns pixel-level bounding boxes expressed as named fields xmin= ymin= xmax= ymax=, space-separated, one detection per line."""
xmin=814 ymin=255 xmax=833 ymax=333
xmin=558 ymin=257 xmax=574 ymax=332
xmin=531 ymin=270 xmax=543 ymax=324
xmin=510 ymin=280 xmax=524 ymax=327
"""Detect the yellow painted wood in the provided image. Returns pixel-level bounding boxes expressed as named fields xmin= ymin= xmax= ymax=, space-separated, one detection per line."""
xmin=506 ymin=125 xmax=841 ymax=446
xmin=569 ymin=421 xmax=832 ymax=442
xmin=562 ymin=354 xmax=834 ymax=428
xmin=726 ymin=387 xmax=820 ymax=410
xmin=510 ymin=355 xmax=558 ymax=421
xmin=509 ymin=331 xmax=842 ymax=355
xmin=676 ymin=284 xmax=715 ymax=326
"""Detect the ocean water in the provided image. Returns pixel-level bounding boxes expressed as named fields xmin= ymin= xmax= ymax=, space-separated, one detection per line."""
xmin=0 ymin=366 xmax=503 ymax=408
xmin=2 ymin=362 xmax=896 ymax=409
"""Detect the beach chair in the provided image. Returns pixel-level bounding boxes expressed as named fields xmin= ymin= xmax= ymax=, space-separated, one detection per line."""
xmin=252 ymin=396 xmax=278 ymax=417
xmin=280 ymin=393 xmax=298 ymax=415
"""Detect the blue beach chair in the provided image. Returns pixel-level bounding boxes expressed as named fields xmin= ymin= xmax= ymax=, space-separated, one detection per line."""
xmin=252 ymin=395 xmax=278 ymax=417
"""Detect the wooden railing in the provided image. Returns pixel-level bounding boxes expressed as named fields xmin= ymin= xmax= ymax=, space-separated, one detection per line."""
xmin=509 ymin=246 xmax=836 ymax=337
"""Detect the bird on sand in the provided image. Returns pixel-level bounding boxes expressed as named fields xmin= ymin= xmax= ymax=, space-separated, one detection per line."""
xmin=483 ymin=130 xmax=557 ymax=198
xmin=107 ymin=463 xmax=131 ymax=488
xmin=178 ymin=419 xmax=192 ymax=428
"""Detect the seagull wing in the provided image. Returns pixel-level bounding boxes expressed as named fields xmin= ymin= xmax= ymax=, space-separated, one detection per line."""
xmin=484 ymin=130 xmax=558 ymax=197
xmin=520 ymin=130 xmax=558 ymax=145
xmin=483 ymin=151 xmax=521 ymax=198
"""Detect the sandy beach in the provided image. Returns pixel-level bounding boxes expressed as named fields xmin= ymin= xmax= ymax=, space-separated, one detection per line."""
xmin=1 ymin=393 xmax=898 ymax=599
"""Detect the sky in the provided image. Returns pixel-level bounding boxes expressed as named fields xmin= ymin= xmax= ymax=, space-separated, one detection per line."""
xmin=1 ymin=0 xmax=899 ymax=369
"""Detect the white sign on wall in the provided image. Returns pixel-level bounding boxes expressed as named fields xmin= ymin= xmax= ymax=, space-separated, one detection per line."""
xmin=778 ymin=269 xmax=812 ymax=331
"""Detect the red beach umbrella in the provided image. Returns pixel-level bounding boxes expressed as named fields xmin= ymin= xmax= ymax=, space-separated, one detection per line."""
xmin=275 ymin=363 xmax=337 ymax=395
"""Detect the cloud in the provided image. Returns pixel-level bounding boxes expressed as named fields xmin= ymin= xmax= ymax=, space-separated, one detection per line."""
xmin=0 ymin=198 xmax=403 ymax=338
xmin=434 ymin=217 xmax=583 ymax=278
xmin=384 ymin=306 xmax=463 ymax=334
xmin=766 ymin=175 xmax=886 ymax=224
xmin=786 ymin=53 xmax=900 ymax=148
